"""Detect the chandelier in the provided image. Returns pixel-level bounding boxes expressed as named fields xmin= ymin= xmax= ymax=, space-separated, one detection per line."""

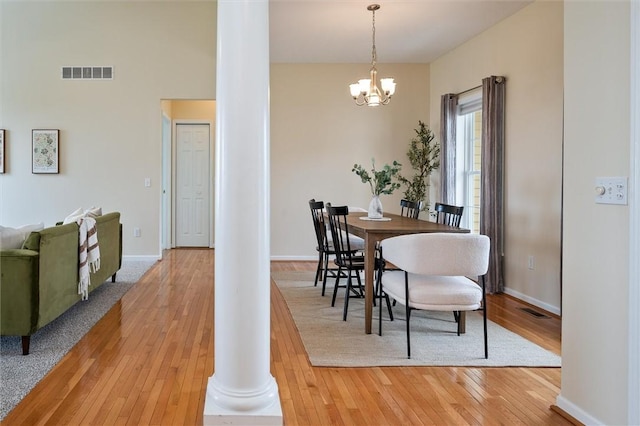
xmin=349 ymin=4 xmax=396 ymax=107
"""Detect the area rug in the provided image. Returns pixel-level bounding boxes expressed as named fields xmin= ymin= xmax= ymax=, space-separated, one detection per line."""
xmin=0 ymin=259 xmax=157 ymax=421
xmin=273 ymin=271 xmax=561 ymax=368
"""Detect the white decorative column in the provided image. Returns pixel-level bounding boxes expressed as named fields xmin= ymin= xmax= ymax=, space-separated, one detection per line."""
xmin=203 ymin=0 xmax=282 ymax=424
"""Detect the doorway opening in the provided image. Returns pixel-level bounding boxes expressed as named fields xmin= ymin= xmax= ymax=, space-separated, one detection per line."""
xmin=160 ymin=99 xmax=216 ymax=252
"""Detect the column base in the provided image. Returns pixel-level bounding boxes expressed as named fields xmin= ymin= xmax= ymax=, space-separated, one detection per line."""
xmin=203 ymin=376 xmax=283 ymax=425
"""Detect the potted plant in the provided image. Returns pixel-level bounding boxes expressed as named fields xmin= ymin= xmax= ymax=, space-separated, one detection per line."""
xmin=352 ymin=159 xmax=402 ymax=219
xmin=397 ymin=120 xmax=440 ymax=215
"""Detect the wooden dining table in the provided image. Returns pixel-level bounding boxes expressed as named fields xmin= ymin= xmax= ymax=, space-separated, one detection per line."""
xmin=346 ymin=212 xmax=470 ymax=334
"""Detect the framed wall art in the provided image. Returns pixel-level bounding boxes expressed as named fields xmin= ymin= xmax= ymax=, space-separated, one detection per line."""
xmin=0 ymin=129 xmax=5 ymax=174
xmin=32 ymin=129 xmax=59 ymax=174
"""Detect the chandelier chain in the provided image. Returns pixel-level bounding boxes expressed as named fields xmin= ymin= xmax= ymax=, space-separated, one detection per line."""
xmin=371 ymin=9 xmax=377 ymax=66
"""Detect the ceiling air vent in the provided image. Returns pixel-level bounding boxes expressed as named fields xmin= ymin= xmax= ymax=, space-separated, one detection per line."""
xmin=61 ymin=66 xmax=114 ymax=80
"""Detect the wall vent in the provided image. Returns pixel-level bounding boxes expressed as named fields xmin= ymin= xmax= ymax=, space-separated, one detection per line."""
xmin=519 ymin=307 xmax=550 ymax=318
xmin=61 ymin=66 xmax=114 ymax=80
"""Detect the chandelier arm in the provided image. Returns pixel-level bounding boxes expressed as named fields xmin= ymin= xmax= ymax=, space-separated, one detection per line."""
xmin=354 ymin=97 xmax=368 ymax=106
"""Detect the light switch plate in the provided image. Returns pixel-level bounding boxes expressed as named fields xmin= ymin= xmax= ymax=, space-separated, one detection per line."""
xmin=595 ymin=176 xmax=628 ymax=205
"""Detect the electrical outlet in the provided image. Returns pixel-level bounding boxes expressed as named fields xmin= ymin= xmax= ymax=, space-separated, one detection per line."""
xmin=528 ymin=256 xmax=534 ymax=270
xmin=133 ymin=227 xmax=141 ymax=237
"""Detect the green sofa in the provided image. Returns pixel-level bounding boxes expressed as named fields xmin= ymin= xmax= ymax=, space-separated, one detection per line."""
xmin=0 ymin=212 xmax=122 ymax=355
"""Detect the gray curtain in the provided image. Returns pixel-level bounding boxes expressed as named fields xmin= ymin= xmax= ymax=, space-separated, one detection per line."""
xmin=440 ymin=94 xmax=458 ymax=204
xmin=480 ymin=76 xmax=506 ymax=294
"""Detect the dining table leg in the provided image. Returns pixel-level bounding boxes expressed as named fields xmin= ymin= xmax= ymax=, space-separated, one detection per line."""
xmin=363 ymin=233 xmax=377 ymax=334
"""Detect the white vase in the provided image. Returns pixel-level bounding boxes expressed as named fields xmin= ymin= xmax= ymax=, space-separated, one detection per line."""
xmin=368 ymin=195 xmax=383 ymax=219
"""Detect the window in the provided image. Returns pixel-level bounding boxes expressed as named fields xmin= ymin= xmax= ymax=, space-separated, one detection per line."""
xmin=455 ymin=91 xmax=482 ymax=233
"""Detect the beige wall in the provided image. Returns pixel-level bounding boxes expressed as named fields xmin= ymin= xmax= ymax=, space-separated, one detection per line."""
xmin=0 ymin=1 xmax=217 ymax=258
xmin=560 ymin=1 xmax=631 ymax=424
xmin=270 ymin=63 xmax=430 ymax=259
xmin=429 ymin=1 xmax=564 ymax=314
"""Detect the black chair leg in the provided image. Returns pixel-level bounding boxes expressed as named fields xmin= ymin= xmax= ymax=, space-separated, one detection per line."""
xmin=343 ymin=275 xmax=352 ymax=321
xmin=378 ymin=291 xmax=394 ymax=336
xmin=385 ymin=294 xmax=394 ymax=321
xmin=321 ymin=252 xmax=331 ymax=296
xmin=331 ymin=266 xmax=342 ymax=307
xmin=482 ymin=277 xmax=488 ymax=359
xmin=379 ymin=284 xmax=383 ymax=336
xmin=483 ymin=308 xmax=488 ymax=359
xmin=314 ymin=251 xmax=323 ymax=287
xmin=355 ymin=271 xmax=364 ymax=297
xmin=406 ymin=306 xmax=412 ymax=359
xmin=455 ymin=311 xmax=463 ymax=336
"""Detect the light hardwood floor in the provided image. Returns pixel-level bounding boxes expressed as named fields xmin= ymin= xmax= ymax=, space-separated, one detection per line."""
xmin=4 ymin=248 xmax=570 ymax=425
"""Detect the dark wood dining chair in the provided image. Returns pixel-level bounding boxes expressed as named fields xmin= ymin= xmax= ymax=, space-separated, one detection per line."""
xmin=400 ymin=199 xmax=423 ymax=219
xmin=308 ymin=199 xmax=337 ymax=295
xmin=326 ymin=204 xmax=393 ymax=321
xmin=434 ymin=202 xmax=464 ymax=227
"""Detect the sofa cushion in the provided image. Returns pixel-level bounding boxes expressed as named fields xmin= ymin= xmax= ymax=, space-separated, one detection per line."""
xmin=0 ymin=223 xmax=45 ymax=249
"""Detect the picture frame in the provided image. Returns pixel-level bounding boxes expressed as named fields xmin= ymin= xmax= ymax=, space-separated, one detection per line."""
xmin=32 ymin=129 xmax=59 ymax=174
xmin=0 ymin=129 xmax=5 ymax=174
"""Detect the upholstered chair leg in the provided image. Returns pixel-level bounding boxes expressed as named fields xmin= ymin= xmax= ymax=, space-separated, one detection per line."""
xmin=405 ymin=271 xmax=412 ymax=359
xmin=482 ymin=276 xmax=488 ymax=359
xmin=406 ymin=306 xmax=412 ymax=359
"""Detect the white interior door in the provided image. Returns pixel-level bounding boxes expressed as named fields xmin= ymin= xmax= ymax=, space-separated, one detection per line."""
xmin=176 ymin=123 xmax=210 ymax=247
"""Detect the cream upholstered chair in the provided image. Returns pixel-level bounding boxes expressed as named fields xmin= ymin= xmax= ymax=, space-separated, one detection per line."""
xmin=377 ymin=233 xmax=490 ymax=358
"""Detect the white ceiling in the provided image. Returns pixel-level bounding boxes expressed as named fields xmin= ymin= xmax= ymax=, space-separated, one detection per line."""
xmin=269 ymin=0 xmax=534 ymax=64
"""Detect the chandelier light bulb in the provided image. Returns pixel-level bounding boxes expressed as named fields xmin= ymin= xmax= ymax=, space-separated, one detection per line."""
xmin=349 ymin=4 xmax=395 ymax=107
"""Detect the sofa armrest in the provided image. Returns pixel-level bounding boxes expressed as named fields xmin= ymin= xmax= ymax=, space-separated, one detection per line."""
xmin=0 ymin=249 xmax=40 ymax=336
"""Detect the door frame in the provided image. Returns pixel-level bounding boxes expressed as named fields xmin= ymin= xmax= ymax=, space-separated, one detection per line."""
xmin=629 ymin=2 xmax=639 ymax=422
xmin=161 ymin=113 xmax=172 ymax=253
xmin=172 ymin=119 xmax=215 ymax=248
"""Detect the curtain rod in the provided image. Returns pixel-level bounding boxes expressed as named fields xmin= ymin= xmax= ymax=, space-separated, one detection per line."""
xmin=456 ymin=84 xmax=482 ymax=97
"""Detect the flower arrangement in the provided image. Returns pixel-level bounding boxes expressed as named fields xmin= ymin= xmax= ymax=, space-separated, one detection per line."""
xmin=352 ymin=159 xmax=402 ymax=196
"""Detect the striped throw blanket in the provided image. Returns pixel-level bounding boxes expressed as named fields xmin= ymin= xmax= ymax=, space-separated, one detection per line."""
xmin=77 ymin=216 xmax=100 ymax=300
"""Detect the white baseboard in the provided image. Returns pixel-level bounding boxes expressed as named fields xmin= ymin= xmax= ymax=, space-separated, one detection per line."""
xmin=555 ymin=395 xmax=604 ymax=425
xmin=270 ymin=255 xmax=317 ymax=261
xmin=503 ymin=286 xmax=561 ymax=316
xmin=122 ymin=255 xmax=161 ymax=262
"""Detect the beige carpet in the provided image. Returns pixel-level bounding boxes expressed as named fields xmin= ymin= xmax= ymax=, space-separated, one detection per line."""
xmin=273 ymin=271 xmax=561 ymax=368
